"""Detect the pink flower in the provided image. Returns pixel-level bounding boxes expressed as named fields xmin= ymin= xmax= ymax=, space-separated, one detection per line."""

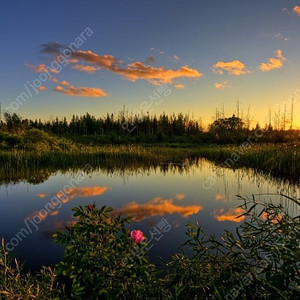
xmin=130 ymin=230 xmax=146 ymax=243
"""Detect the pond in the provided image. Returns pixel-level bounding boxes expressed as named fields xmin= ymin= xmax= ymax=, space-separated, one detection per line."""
xmin=0 ymin=158 xmax=299 ymax=271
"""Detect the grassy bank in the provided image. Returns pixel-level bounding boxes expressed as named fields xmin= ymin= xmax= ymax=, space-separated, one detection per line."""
xmin=0 ymin=146 xmax=201 ymax=184
xmin=1 ymin=143 xmax=300 ymax=184
xmin=196 ymin=143 xmax=300 ymax=181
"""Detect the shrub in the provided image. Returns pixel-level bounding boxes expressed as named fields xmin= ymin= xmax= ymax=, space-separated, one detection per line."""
xmin=1 ymin=195 xmax=299 ymax=299
xmin=53 ymin=205 xmax=157 ymax=299
xmin=22 ymin=129 xmax=59 ymax=151
xmin=0 ymin=132 xmax=21 ymax=147
xmin=53 ymin=196 xmax=300 ymax=299
xmin=164 ymin=195 xmax=300 ymax=299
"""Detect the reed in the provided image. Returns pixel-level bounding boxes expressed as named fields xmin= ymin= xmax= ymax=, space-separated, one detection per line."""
xmin=0 ymin=144 xmax=299 ymax=184
xmin=196 ymin=143 xmax=300 ymax=181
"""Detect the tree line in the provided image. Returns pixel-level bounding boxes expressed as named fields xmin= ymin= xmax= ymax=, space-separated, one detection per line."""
xmin=0 ymin=111 xmax=299 ymax=144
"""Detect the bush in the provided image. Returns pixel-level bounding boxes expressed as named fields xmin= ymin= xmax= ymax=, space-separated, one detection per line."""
xmin=0 ymin=132 xmax=21 ymax=147
xmin=53 ymin=205 xmax=157 ymax=299
xmin=164 ymin=195 xmax=300 ymax=299
xmin=22 ymin=129 xmax=59 ymax=151
xmin=1 ymin=195 xmax=299 ymax=299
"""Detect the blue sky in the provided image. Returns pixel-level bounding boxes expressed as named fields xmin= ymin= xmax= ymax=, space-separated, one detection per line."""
xmin=1 ymin=0 xmax=300 ymax=127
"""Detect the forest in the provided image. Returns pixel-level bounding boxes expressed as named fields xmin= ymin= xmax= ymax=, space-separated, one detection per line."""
xmin=0 ymin=111 xmax=299 ymax=149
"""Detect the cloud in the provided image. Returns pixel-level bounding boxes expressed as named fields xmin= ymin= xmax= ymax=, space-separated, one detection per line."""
xmin=150 ymin=48 xmax=165 ymax=55
xmin=71 ymin=50 xmax=202 ymax=85
xmin=175 ymin=193 xmax=185 ymax=200
xmin=273 ymin=33 xmax=289 ymax=41
xmin=259 ymin=49 xmax=286 ymax=72
xmin=114 ymin=62 xmax=202 ymax=85
xmin=214 ymin=81 xmax=231 ymax=89
xmin=28 ymin=187 xmax=108 ymax=224
xmin=212 ymin=60 xmax=249 ymax=75
xmin=146 ymin=55 xmax=155 ymax=63
xmin=71 ymin=64 xmax=100 ymax=73
xmin=72 ymin=50 xmax=118 ymax=68
xmin=53 ymin=79 xmax=107 ymax=97
xmin=293 ymin=6 xmax=300 ymax=16
xmin=27 ymin=46 xmax=201 ymax=92
xmin=276 ymin=49 xmax=285 ymax=60
xmin=262 ymin=32 xmax=289 ymax=41
xmin=215 ymin=193 xmax=225 ymax=201
xmin=37 ymin=86 xmax=47 ymax=91
xmin=54 ymin=85 xmax=108 ymax=97
xmin=56 ymin=186 xmax=109 ymax=204
xmin=59 ymin=80 xmax=69 ymax=86
xmin=37 ymin=193 xmax=48 ymax=199
xmin=213 ymin=207 xmax=245 ymax=223
xmin=111 ymin=196 xmax=202 ymax=221
xmin=50 ymin=210 xmax=59 ymax=216
xmin=173 ymin=55 xmax=179 ymax=62
xmin=45 ymin=217 xmax=79 ymax=235
xmin=25 ymin=64 xmax=59 ymax=74
xmin=175 ymin=84 xmax=185 ymax=89
xmin=40 ymin=42 xmax=63 ymax=56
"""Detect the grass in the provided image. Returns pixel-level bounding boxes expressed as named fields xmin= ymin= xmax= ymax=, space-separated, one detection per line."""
xmin=0 ymin=144 xmax=300 ymax=184
xmin=0 ymin=146 xmax=200 ymax=184
xmin=196 ymin=143 xmax=300 ymax=181
xmin=0 ymin=239 xmax=62 ymax=299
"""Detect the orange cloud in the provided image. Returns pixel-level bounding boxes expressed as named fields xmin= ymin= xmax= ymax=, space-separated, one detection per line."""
xmin=50 ymin=210 xmax=59 ymax=216
xmin=29 ymin=187 xmax=108 ymax=223
xmin=114 ymin=62 xmax=202 ymax=85
xmin=50 ymin=217 xmax=79 ymax=231
xmin=37 ymin=86 xmax=47 ymax=91
xmin=37 ymin=193 xmax=48 ymax=198
xmin=71 ymin=64 xmax=100 ymax=73
xmin=25 ymin=64 xmax=59 ymax=74
xmin=72 ymin=50 xmax=118 ymax=68
xmin=175 ymin=194 xmax=185 ymax=200
xmin=71 ymin=50 xmax=202 ymax=85
xmin=276 ymin=49 xmax=285 ymax=61
xmin=213 ymin=207 xmax=245 ymax=223
xmin=60 ymin=80 xmax=70 ymax=87
xmin=215 ymin=194 xmax=225 ymax=201
xmin=54 ymin=84 xmax=108 ymax=97
xmin=175 ymin=84 xmax=185 ymax=89
xmin=259 ymin=49 xmax=286 ymax=72
xmin=212 ymin=60 xmax=249 ymax=75
xmin=293 ymin=6 xmax=300 ymax=15
xmin=111 ymin=197 xmax=202 ymax=221
xmin=56 ymin=186 xmax=109 ymax=204
xmin=214 ymin=81 xmax=231 ymax=89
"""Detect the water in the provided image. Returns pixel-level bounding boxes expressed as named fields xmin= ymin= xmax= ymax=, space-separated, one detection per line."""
xmin=0 ymin=158 xmax=299 ymax=271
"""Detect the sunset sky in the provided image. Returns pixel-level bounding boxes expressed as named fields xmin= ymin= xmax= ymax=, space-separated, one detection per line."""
xmin=1 ymin=0 xmax=300 ymax=128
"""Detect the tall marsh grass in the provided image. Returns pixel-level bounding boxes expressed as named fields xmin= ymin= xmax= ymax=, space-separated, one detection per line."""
xmin=197 ymin=144 xmax=300 ymax=181
xmin=0 ymin=144 xmax=299 ymax=184
xmin=0 ymin=239 xmax=62 ymax=299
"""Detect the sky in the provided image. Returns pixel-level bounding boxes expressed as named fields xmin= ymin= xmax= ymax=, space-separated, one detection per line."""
xmin=1 ymin=0 xmax=300 ymax=128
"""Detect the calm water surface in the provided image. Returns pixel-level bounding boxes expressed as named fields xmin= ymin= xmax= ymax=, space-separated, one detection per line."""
xmin=0 ymin=159 xmax=299 ymax=270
